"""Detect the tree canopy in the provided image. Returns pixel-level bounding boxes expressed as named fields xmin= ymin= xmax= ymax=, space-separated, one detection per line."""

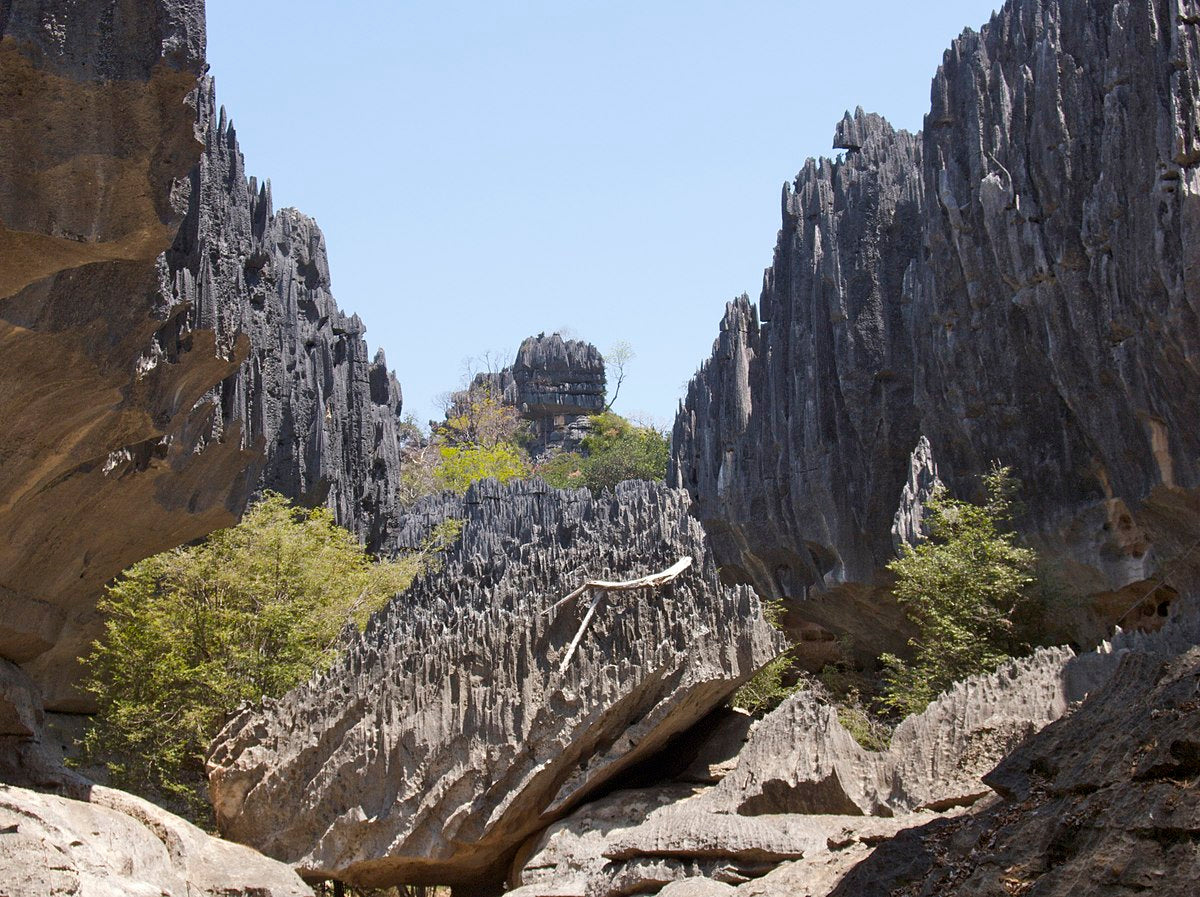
xmin=79 ymin=493 xmax=451 ymax=822
xmin=537 ymin=412 xmax=669 ymax=493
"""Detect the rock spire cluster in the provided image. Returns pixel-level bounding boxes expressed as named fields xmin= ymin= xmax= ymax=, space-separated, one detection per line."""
xmin=672 ymin=1 xmax=1200 ymax=652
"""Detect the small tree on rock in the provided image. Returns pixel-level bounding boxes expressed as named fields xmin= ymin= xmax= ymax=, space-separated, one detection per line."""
xmin=878 ymin=465 xmax=1037 ymax=718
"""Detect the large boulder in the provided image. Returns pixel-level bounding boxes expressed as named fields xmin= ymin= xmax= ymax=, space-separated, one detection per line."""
xmin=507 ymin=617 xmax=1168 ymax=897
xmin=831 ymin=611 xmax=1200 ymax=896
xmin=208 ymin=479 xmax=782 ymax=892
xmin=468 ymin=333 xmax=608 ymax=456
xmin=0 ymin=782 xmax=311 ymax=897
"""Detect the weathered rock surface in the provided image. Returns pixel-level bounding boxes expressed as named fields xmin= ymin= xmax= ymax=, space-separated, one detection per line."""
xmin=671 ymin=0 xmax=1200 ymax=654
xmin=831 ymin=612 xmax=1200 ymax=896
xmin=1 ymin=1 xmax=407 ymax=710
xmin=714 ymin=646 xmax=1108 ymax=818
xmin=506 ymin=777 xmax=949 ymax=897
xmin=507 ymin=612 xmax=1176 ymax=897
xmin=178 ymin=77 xmax=407 ymax=549
xmin=471 ymin=333 xmax=607 ymax=456
xmin=0 ymin=782 xmax=312 ymax=896
xmin=208 ymin=479 xmax=782 ymax=891
xmin=891 ymin=436 xmax=942 ymax=552
xmin=0 ymin=650 xmax=310 ymax=896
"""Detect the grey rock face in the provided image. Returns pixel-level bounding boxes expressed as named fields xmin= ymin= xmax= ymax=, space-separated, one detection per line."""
xmin=672 ymin=0 xmax=1200 ymax=651
xmin=830 ymin=612 xmax=1200 ymax=897
xmin=714 ymin=646 xmax=1091 ymax=818
xmin=208 ymin=479 xmax=782 ymax=891
xmin=0 ymin=0 xmax=250 ymax=711
xmin=0 ymin=782 xmax=312 ymax=897
xmin=0 ymin=661 xmax=43 ymax=740
xmin=174 ymin=77 xmax=407 ymax=550
xmin=472 ymin=333 xmax=607 ymax=455
xmin=890 ymin=437 xmax=942 ymax=552
xmin=1 ymin=4 xmax=406 ymax=709
xmin=508 ymin=617 xmax=1162 ymax=897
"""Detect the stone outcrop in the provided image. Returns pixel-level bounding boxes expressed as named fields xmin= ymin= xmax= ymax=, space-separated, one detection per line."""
xmin=0 ymin=782 xmax=312 ymax=897
xmin=890 ymin=436 xmax=942 ymax=552
xmin=470 ymin=333 xmax=607 ymax=456
xmin=1 ymin=1 xmax=406 ymax=710
xmin=208 ymin=479 xmax=782 ymax=891
xmin=830 ymin=612 xmax=1200 ymax=896
xmin=506 ymin=615 xmax=1176 ymax=897
xmin=178 ymin=78 xmax=406 ymax=549
xmin=713 ymin=645 xmax=1110 ymax=818
xmin=671 ymin=0 xmax=1200 ymax=654
xmin=0 ymin=658 xmax=309 ymax=897
xmin=507 ymin=782 xmax=933 ymax=897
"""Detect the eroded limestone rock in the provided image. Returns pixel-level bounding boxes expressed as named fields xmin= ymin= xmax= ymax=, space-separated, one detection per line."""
xmin=1 ymin=2 xmax=407 ymax=710
xmin=468 ymin=333 xmax=607 ymax=456
xmin=0 ymin=782 xmax=311 ymax=897
xmin=208 ymin=479 xmax=782 ymax=891
xmin=507 ymin=617 xmax=1164 ymax=897
xmin=830 ymin=612 xmax=1200 ymax=896
xmin=671 ymin=0 xmax=1200 ymax=656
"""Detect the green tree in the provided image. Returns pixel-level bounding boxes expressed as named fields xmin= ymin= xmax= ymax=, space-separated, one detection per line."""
xmin=732 ymin=652 xmax=799 ymax=716
xmin=878 ymin=466 xmax=1037 ymax=718
xmin=433 ymin=443 xmax=530 ymax=493
xmin=537 ymin=412 xmax=669 ymax=493
xmin=79 ymin=493 xmax=450 ymax=823
xmin=440 ymin=383 xmax=526 ymax=448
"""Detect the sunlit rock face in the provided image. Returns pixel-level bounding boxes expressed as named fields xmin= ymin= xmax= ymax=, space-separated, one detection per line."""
xmin=831 ymin=612 xmax=1200 ymax=897
xmin=208 ymin=479 xmax=783 ymax=893
xmin=1 ymin=1 xmax=407 ymax=710
xmin=672 ymin=0 xmax=1200 ymax=654
xmin=0 ymin=0 xmax=243 ymax=710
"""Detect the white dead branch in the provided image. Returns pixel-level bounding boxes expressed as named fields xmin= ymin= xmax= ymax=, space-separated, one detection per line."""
xmin=550 ymin=556 xmax=693 ymax=673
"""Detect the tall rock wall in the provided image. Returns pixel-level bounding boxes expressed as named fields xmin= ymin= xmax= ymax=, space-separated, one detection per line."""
xmin=0 ymin=0 xmax=407 ymax=710
xmin=176 ymin=77 xmax=406 ymax=550
xmin=208 ymin=479 xmax=782 ymax=892
xmin=672 ymin=0 xmax=1200 ymax=650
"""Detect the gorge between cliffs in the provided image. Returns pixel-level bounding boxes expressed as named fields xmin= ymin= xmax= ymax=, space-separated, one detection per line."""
xmin=2 ymin=1 xmax=1200 ymax=895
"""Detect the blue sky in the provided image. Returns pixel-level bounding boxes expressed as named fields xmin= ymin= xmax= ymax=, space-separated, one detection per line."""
xmin=206 ymin=1 xmax=999 ymax=429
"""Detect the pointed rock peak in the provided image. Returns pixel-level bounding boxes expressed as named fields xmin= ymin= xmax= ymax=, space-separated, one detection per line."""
xmin=719 ymin=295 xmax=757 ymax=333
xmin=892 ymin=436 xmax=943 ymax=552
xmin=833 ymin=108 xmax=894 ymax=152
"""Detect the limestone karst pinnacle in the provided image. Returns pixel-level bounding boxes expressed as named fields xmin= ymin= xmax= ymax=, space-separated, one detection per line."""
xmin=4 ymin=0 xmax=1200 ymax=895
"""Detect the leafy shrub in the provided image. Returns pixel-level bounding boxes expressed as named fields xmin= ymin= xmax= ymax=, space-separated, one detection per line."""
xmin=877 ymin=465 xmax=1037 ymax=719
xmin=732 ymin=652 xmax=799 ymax=716
xmin=433 ymin=443 xmax=530 ymax=493
xmin=537 ymin=412 xmax=668 ymax=493
xmin=440 ymin=384 xmax=526 ymax=448
xmin=79 ymin=493 xmax=449 ymax=823
xmin=835 ymin=693 xmax=892 ymax=752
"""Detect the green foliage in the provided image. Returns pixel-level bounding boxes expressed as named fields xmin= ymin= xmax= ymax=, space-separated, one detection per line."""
xmin=433 ymin=443 xmax=530 ymax=493
xmin=732 ymin=598 xmax=802 ymax=716
xmin=877 ymin=465 xmax=1037 ymax=719
xmin=732 ymin=652 xmax=799 ymax=716
xmin=398 ymin=386 xmax=534 ymax=502
xmin=834 ymin=692 xmax=892 ymax=752
xmin=79 ymin=493 xmax=443 ymax=823
xmin=440 ymin=384 xmax=526 ymax=448
xmin=537 ymin=412 xmax=669 ymax=493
